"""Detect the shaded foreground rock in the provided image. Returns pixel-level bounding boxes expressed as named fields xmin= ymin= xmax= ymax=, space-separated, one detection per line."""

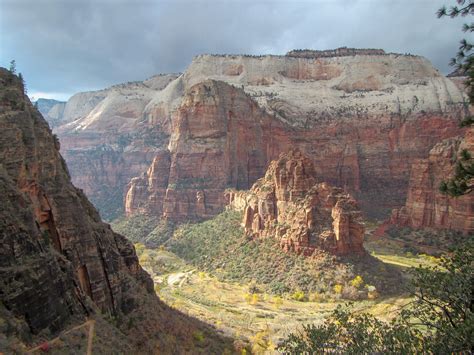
xmin=227 ymin=150 xmax=365 ymax=256
xmin=391 ymin=127 xmax=474 ymax=234
xmin=0 ymin=69 xmax=234 ymax=353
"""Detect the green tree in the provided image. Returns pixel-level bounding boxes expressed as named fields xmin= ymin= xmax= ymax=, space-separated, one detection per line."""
xmin=278 ymin=241 xmax=474 ymax=354
xmin=438 ymin=1 xmax=474 ymax=196
xmin=18 ymin=72 xmax=27 ymax=95
xmin=439 ymin=149 xmax=474 ymax=196
xmin=437 ymin=0 xmax=473 ymax=103
xmin=8 ymin=59 xmax=16 ymax=74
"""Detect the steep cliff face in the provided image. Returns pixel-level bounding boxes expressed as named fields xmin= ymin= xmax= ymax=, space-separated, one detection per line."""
xmin=51 ymin=74 xmax=178 ymax=220
xmin=125 ymin=77 xmax=463 ymax=221
xmin=125 ymin=80 xmax=286 ymax=220
xmin=391 ymin=127 xmax=474 ymax=233
xmin=227 ymin=150 xmax=365 ymax=256
xmin=0 ymin=67 xmax=152 ymax=337
xmin=56 ymin=50 xmax=466 ymax=220
xmin=0 ymin=69 xmax=233 ymax=353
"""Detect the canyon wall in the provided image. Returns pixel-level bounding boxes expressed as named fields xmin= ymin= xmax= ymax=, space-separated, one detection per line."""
xmin=52 ymin=50 xmax=467 ymax=221
xmin=227 ymin=150 xmax=365 ymax=256
xmin=52 ymin=74 xmax=179 ymax=219
xmin=391 ymin=127 xmax=474 ymax=233
xmin=0 ymin=68 xmax=151 ymax=337
xmin=0 ymin=69 xmax=233 ymax=353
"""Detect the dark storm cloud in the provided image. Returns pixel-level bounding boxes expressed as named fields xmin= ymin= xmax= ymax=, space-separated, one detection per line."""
xmin=0 ymin=0 xmax=468 ymax=100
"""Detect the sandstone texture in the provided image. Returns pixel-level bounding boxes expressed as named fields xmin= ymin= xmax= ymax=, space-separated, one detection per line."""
xmin=227 ymin=150 xmax=365 ymax=256
xmin=53 ymin=74 xmax=179 ymax=219
xmin=49 ymin=49 xmax=467 ymax=220
xmin=0 ymin=69 xmax=233 ymax=353
xmin=0 ymin=67 xmax=152 ymax=337
xmin=391 ymin=127 xmax=474 ymax=233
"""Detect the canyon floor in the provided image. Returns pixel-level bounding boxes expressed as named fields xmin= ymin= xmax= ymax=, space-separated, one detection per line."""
xmin=126 ymin=221 xmax=443 ymax=351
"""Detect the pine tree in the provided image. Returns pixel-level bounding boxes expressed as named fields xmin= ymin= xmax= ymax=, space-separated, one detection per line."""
xmin=8 ymin=59 xmax=16 ymax=74
xmin=438 ymin=1 xmax=474 ymax=196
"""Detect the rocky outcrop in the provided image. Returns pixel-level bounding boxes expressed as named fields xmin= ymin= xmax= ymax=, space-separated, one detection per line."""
xmin=391 ymin=127 xmax=474 ymax=233
xmin=227 ymin=150 xmax=365 ymax=256
xmin=125 ymin=80 xmax=285 ymax=220
xmin=125 ymin=74 xmax=464 ymax=221
xmin=55 ymin=49 xmax=467 ymax=220
xmin=50 ymin=74 xmax=179 ymax=220
xmin=0 ymin=67 xmax=153 ymax=337
xmin=0 ymin=69 xmax=234 ymax=353
xmin=286 ymin=47 xmax=386 ymax=58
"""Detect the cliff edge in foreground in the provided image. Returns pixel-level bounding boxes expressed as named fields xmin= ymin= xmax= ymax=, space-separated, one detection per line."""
xmin=0 ymin=69 xmax=233 ymax=353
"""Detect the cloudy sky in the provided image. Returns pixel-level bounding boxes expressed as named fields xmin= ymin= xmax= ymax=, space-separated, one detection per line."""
xmin=0 ymin=0 xmax=468 ymax=101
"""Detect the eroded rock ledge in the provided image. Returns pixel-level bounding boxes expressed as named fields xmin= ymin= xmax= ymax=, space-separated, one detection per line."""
xmin=227 ymin=150 xmax=365 ymax=256
xmin=286 ymin=47 xmax=386 ymax=58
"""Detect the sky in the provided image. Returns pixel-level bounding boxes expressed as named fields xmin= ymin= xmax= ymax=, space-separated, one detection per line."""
xmin=0 ymin=0 xmax=469 ymax=101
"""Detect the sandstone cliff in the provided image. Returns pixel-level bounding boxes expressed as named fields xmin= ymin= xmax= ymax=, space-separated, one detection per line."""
xmin=35 ymin=98 xmax=66 ymax=128
xmin=55 ymin=49 xmax=467 ymax=220
xmin=226 ymin=150 xmax=365 ymax=256
xmin=52 ymin=74 xmax=179 ymax=220
xmin=125 ymin=80 xmax=282 ymax=220
xmin=391 ymin=127 xmax=474 ymax=233
xmin=0 ymin=69 xmax=232 ymax=353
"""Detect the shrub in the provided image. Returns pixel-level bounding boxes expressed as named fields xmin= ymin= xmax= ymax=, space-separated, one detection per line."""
xmin=291 ymin=290 xmax=306 ymax=302
xmin=272 ymin=296 xmax=283 ymax=309
xmin=350 ymin=275 xmax=364 ymax=289
xmin=333 ymin=284 xmax=343 ymax=294
xmin=250 ymin=329 xmax=275 ymax=354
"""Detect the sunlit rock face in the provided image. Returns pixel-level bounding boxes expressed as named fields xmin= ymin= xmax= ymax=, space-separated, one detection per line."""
xmin=391 ymin=127 xmax=474 ymax=234
xmin=53 ymin=49 xmax=466 ymax=220
xmin=227 ymin=149 xmax=365 ymax=256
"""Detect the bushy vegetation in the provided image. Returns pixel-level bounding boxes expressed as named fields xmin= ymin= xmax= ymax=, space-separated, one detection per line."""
xmin=279 ymin=240 xmax=474 ymax=353
xmin=91 ymin=187 xmax=125 ymax=222
xmin=385 ymin=226 xmax=468 ymax=255
xmin=167 ymin=210 xmax=402 ymax=298
xmin=112 ymin=214 xmax=175 ymax=247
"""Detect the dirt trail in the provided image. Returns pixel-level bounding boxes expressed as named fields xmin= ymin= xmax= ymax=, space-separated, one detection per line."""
xmin=86 ymin=319 xmax=95 ymax=355
xmin=27 ymin=319 xmax=95 ymax=354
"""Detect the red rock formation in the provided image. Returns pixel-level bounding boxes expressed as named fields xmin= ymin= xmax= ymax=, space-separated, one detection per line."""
xmin=125 ymin=77 xmax=463 ymax=222
xmin=0 ymin=68 xmax=152 ymax=334
xmin=55 ymin=51 xmax=466 ymax=221
xmin=391 ymin=127 xmax=474 ymax=233
xmin=0 ymin=69 xmax=234 ymax=353
xmin=125 ymin=149 xmax=171 ymax=215
xmin=227 ymin=150 xmax=365 ymax=256
xmin=125 ymin=80 xmax=292 ymax=220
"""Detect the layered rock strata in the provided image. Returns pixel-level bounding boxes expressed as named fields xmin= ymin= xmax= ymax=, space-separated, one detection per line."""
xmin=51 ymin=49 xmax=467 ymax=220
xmin=227 ymin=150 xmax=365 ymax=256
xmin=54 ymin=74 xmax=179 ymax=219
xmin=125 ymin=76 xmax=464 ymax=221
xmin=0 ymin=69 xmax=234 ymax=353
xmin=391 ymin=127 xmax=474 ymax=233
xmin=0 ymin=68 xmax=152 ymax=337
